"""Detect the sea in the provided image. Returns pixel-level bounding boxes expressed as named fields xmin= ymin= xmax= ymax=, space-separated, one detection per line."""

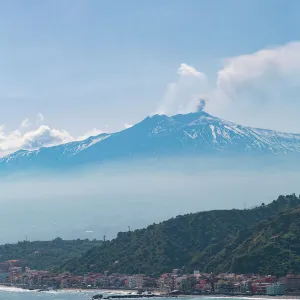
xmin=0 ymin=287 xmax=292 ymax=300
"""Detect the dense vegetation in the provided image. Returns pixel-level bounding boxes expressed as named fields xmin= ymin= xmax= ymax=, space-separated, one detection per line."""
xmin=60 ymin=194 xmax=300 ymax=276
xmin=0 ymin=238 xmax=102 ymax=270
xmin=205 ymin=201 xmax=300 ymax=276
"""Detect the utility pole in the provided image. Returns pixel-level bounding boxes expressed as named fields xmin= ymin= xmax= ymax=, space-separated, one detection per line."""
xmin=210 ymin=273 xmax=215 ymax=293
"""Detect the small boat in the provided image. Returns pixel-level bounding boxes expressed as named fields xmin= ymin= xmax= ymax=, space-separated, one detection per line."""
xmin=38 ymin=288 xmax=49 ymax=292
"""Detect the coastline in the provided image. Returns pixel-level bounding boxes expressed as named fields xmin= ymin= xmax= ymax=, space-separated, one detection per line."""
xmin=0 ymin=285 xmax=300 ymax=299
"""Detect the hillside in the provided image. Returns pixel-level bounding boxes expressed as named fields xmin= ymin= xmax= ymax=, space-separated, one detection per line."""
xmin=0 ymin=238 xmax=102 ymax=271
xmin=60 ymin=194 xmax=300 ymax=276
xmin=2 ymin=111 xmax=300 ymax=173
xmin=202 ymin=198 xmax=300 ymax=276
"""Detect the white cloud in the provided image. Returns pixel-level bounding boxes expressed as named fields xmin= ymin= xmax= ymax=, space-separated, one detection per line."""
xmin=0 ymin=118 xmax=107 ymax=157
xmin=20 ymin=118 xmax=30 ymax=128
xmin=22 ymin=125 xmax=73 ymax=149
xmin=36 ymin=113 xmax=45 ymax=123
xmin=205 ymin=41 xmax=300 ymax=132
xmin=217 ymin=41 xmax=300 ymax=97
xmin=155 ymin=63 xmax=208 ymax=116
xmin=0 ymin=125 xmax=74 ymax=157
xmin=177 ymin=63 xmax=206 ymax=79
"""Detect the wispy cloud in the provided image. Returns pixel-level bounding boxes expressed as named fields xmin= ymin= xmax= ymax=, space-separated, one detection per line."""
xmin=20 ymin=118 xmax=30 ymax=128
xmin=36 ymin=113 xmax=45 ymax=123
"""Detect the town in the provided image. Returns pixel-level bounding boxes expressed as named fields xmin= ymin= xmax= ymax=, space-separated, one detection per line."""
xmin=0 ymin=259 xmax=300 ymax=296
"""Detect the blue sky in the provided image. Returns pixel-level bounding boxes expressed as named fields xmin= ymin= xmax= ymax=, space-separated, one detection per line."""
xmin=1 ymin=0 xmax=300 ymax=155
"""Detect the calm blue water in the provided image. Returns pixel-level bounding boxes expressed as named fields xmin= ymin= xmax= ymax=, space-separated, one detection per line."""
xmin=0 ymin=289 xmax=285 ymax=300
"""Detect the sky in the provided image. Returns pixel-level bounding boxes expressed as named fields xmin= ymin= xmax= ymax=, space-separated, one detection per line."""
xmin=1 ymin=0 xmax=300 ymax=156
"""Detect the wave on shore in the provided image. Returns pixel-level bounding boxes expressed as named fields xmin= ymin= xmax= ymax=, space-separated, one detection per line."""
xmin=0 ymin=285 xmax=31 ymax=292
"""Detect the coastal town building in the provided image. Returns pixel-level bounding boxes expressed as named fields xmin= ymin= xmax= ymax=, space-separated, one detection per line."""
xmin=266 ymin=283 xmax=285 ymax=296
xmin=285 ymin=274 xmax=300 ymax=292
xmin=1 ymin=258 xmax=300 ymax=296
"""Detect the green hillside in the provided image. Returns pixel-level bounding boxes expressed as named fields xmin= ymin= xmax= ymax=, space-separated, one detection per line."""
xmin=207 ymin=203 xmax=300 ymax=276
xmin=60 ymin=194 xmax=300 ymax=276
xmin=0 ymin=238 xmax=102 ymax=270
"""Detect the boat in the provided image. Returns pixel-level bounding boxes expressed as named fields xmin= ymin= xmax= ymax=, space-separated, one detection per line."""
xmin=37 ymin=289 xmax=48 ymax=292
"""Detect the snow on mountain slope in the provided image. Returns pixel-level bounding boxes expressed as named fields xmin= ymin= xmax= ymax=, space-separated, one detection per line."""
xmin=0 ymin=133 xmax=112 ymax=168
xmin=1 ymin=111 xmax=300 ymax=171
xmin=167 ymin=112 xmax=300 ymax=154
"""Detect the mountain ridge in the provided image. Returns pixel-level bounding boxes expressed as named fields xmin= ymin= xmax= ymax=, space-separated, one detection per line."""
xmin=2 ymin=111 xmax=300 ymax=172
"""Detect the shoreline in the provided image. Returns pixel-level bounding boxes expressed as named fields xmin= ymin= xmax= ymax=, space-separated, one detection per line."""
xmin=0 ymin=286 xmax=300 ymax=299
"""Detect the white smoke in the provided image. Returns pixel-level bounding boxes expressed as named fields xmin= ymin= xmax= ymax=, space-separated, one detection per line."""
xmin=155 ymin=63 xmax=208 ymax=116
xmin=208 ymin=41 xmax=300 ymax=132
xmin=156 ymin=41 xmax=300 ymax=132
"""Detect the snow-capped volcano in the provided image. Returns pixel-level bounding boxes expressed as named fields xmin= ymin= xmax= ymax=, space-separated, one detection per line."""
xmin=1 ymin=111 xmax=300 ymax=172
